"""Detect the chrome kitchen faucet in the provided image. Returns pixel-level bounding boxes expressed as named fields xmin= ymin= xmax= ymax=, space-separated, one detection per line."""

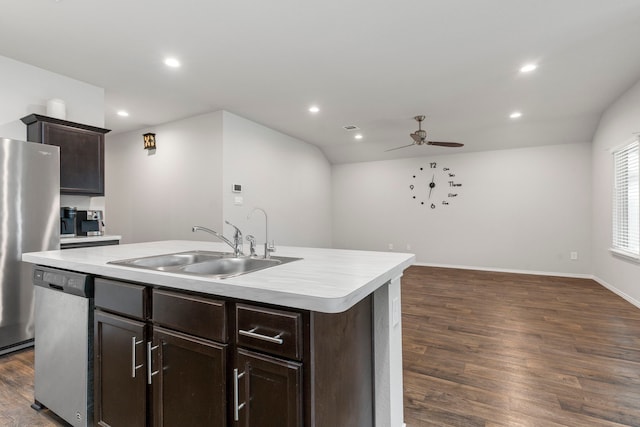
xmin=192 ymin=220 xmax=244 ymax=256
xmin=247 ymin=207 xmax=275 ymax=259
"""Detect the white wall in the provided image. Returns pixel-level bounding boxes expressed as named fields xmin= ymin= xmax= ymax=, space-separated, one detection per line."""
xmin=591 ymin=78 xmax=640 ymax=305
xmin=0 ymin=54 xmax=105 ymax=211
xmin=0 ymin=55 xmax=104 ymax=137
xmin=105 ymin=111 xmax=224 ymax=243
xmin=105 ymin=110 xmax=333 ymax=249
xmin=222 ymin=111 xmax=332 ymax=249
xmin=332 ymin=143 xmax=592 ymax=275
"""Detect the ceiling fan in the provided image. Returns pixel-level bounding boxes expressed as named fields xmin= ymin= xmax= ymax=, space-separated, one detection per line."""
xmin=385 ymin=115 xmax=464 ymax=152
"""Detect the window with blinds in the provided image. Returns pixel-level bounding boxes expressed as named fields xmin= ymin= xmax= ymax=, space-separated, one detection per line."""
xmin=612 ymin=138 xmax=639 ymax=259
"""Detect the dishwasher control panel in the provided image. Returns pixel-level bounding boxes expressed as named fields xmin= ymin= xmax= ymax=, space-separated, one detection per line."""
xmin=33 ymin=266 xmax=94 ymax=298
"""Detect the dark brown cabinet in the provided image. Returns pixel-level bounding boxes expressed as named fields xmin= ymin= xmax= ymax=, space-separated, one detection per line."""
xmin=233 ymin=303 xmax=303 ymax=426
xmin=152 ymin=327 xmax=227 ymax=427
xmin=235 ymin=348 xmax=302 ymax=427
xmin=93 ymin=276 xmax=374 ymax=426
xmin=94 ymin=279 xmax=148 ymax=427
xmin=94 ymin=310 xmax=147 ymax=427
xmin=21 ymin=114 xmax=110 ymax=195
xmin=150 ymin=289 xmax=228 ymax=427
xmin=94 ymin=281 xmax=228 ymax=427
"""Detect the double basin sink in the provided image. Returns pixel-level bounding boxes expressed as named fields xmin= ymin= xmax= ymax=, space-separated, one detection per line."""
xmin=109 ymin=250 xmax=301 ymax=279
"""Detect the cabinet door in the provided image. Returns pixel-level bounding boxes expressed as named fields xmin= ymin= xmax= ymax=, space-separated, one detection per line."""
xmin=235 ymin=348 xmax=302 ymax=427
xmin=152 ymin=327 xmax=227 ymax=427
xmin=43 ymin=122 xmax=104 ymax=195
xmin=94 ymin=311 xmax=147 ymax=427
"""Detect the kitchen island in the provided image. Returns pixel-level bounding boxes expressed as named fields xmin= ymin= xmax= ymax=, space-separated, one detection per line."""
xmin=23 ymin=240 xmax=414 ymax=427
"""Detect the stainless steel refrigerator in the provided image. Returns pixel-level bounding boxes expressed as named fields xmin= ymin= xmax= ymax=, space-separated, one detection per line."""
xmin=0 ymin=137 xmax=59 ymax=355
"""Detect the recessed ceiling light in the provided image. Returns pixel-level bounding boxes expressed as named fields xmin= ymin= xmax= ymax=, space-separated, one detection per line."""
xmin=510 ymin=111 xmax=522 ymax=119
xmin=354 ymin=134 xmax=363 ymax=140
xmin=309 ymin=106 xmax=320 ymax=113
xmin=520 ymin=63 xmax=537 ymax=73
xmin=164 ymin=57 xmax=181 ymax=68
xmin=117 ymin=110 xmax=129 ymax=117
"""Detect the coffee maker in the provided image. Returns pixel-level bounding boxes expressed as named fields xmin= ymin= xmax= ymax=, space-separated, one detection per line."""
xmin=60 ymin=207 xmax=77 ymax=236
xmin=76 ymin=210 xmax=105 ymax=236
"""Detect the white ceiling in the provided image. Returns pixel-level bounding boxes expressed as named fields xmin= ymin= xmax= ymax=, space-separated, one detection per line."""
xmin=2 ymin=0 xmax=640 ymax=164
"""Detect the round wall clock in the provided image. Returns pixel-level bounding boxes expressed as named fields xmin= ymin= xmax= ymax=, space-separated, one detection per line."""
xmin=409 ymin=162 xmax=462 ymax=209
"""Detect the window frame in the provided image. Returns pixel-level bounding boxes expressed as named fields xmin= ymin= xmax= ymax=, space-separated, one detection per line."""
xmin=611 ymin=137 xmax=639 ymax=261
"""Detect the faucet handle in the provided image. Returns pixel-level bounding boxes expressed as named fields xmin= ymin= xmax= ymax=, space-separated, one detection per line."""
xmin=246 ymin=235 xmax=257 ymax=257
xmin=225 ymin=220 xmax=242 ymax=237
xmin=263 ymin=240 xmax=276 ymax=258
xmin=224 ymin=220 xmax=244 ymax=256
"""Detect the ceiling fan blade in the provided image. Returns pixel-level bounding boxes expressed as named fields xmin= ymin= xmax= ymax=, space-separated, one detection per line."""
xmin=427 ymin=141 xmax=464 ymax=148
xmin=384 ymin=143 xmax=416 ymax=152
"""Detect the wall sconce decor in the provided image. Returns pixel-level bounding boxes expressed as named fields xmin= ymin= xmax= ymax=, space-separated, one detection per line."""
xmin=143 ymin=133 xmax=156 ymax=150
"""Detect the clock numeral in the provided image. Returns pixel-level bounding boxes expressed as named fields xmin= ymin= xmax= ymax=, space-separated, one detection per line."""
xmin=442 ymin=201 xmax=449 ymax=206
xmin=409 ymin=184 xmax=414 ymax=190
xmin=448 ymin=193 xmax=458 ymax=198
xmin=429 ymin=162 xmax=437 ymax=169
xmin=448 ymin=173 xmax=455 ymax=177
xmin=430 ymin=203 xmax=436 ymax=209
xmin=443 ymin=167 xmax=450 ymax=171
xmin=448 ymin=181 xmax=462 ymax=187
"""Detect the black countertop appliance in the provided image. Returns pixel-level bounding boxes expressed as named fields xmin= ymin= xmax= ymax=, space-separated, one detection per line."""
xmin=60 ymin=207 xmax=77 ymax=236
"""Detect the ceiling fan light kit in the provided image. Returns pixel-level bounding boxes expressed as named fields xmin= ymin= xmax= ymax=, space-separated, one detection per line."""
xmin=386 ymin=115 xmax=464 ymax=152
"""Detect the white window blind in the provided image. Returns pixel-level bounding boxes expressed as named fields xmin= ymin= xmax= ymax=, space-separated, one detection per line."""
xmin=612 ymin=138 xmax=639 ymax=259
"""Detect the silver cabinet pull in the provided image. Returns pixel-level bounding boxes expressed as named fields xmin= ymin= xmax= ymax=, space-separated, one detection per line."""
xmin=233 ymin=368 xmax=246 ymax=421
xmin=147 ymin=341 xmax=160 ymax=385
xmin=238 ymin=327 xmax=284 ymax=345
xmin=131 ymin=337 xmax=144 ymax=378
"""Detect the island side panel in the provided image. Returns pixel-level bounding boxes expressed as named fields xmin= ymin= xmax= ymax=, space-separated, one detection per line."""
xmin=374 ymin=276 xmax=405 ymax=427
xmin=309 ymin=295 xmax=373 ymax=426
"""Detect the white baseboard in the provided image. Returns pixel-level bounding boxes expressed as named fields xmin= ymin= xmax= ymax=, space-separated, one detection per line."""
xmin=412 ymin=262 xmax=593 ymax=279
xmin=591 ymin=275 xmax=640 ymax=309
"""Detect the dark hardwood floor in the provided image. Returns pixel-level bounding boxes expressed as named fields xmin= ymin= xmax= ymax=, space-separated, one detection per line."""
xmin=402 ymin=266 xmax=640 ymax=427
xmin=2 ymin=266 xmax=640 ymax=426
xmin=0 ymin=348 xmax=66 ymax=426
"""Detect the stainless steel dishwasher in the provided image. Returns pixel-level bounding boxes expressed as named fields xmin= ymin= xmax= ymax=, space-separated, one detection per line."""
xmin=32 ymin=266 xmax=94 ymax=427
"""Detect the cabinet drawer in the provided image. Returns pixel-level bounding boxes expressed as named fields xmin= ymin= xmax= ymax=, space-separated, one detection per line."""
xmin=236 ymin=304 xmax=302 ymax=360
xmin=95 ymin=278 xmax=148 ymax=320
xmin=152 ymin=289 xmax=227 ymax=342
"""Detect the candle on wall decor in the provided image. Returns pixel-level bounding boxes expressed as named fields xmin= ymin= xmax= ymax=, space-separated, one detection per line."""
xmin=143 ymin=133 xmax=156 ymax=150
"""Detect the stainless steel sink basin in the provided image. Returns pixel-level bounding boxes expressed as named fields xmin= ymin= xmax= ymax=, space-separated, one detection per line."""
xmin=117 ymin=251 xmax=227 ymax=270
xmin=108 ymin=250 xmax=301 ymax=279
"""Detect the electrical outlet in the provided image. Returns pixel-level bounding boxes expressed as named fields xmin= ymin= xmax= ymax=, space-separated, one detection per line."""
xmin=570 ymin=251 xmax=578 ymax=260
xmin=388 ymin=243 xmax=394 ymax=251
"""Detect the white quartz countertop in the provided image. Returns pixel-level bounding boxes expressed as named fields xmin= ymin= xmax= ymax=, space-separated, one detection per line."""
xmin=23 ymin=240 xmax=415 ymax=313
xmin=60 ymin=234 xmax=122 ymax=244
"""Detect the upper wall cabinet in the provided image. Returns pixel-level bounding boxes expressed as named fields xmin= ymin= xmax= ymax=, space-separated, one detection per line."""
xmin=21 ymin=114 xmax=110 ymax=196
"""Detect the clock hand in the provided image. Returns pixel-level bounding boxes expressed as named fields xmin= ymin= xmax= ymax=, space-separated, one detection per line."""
xmin=428 ymin=174 xmax=435 ymax=198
